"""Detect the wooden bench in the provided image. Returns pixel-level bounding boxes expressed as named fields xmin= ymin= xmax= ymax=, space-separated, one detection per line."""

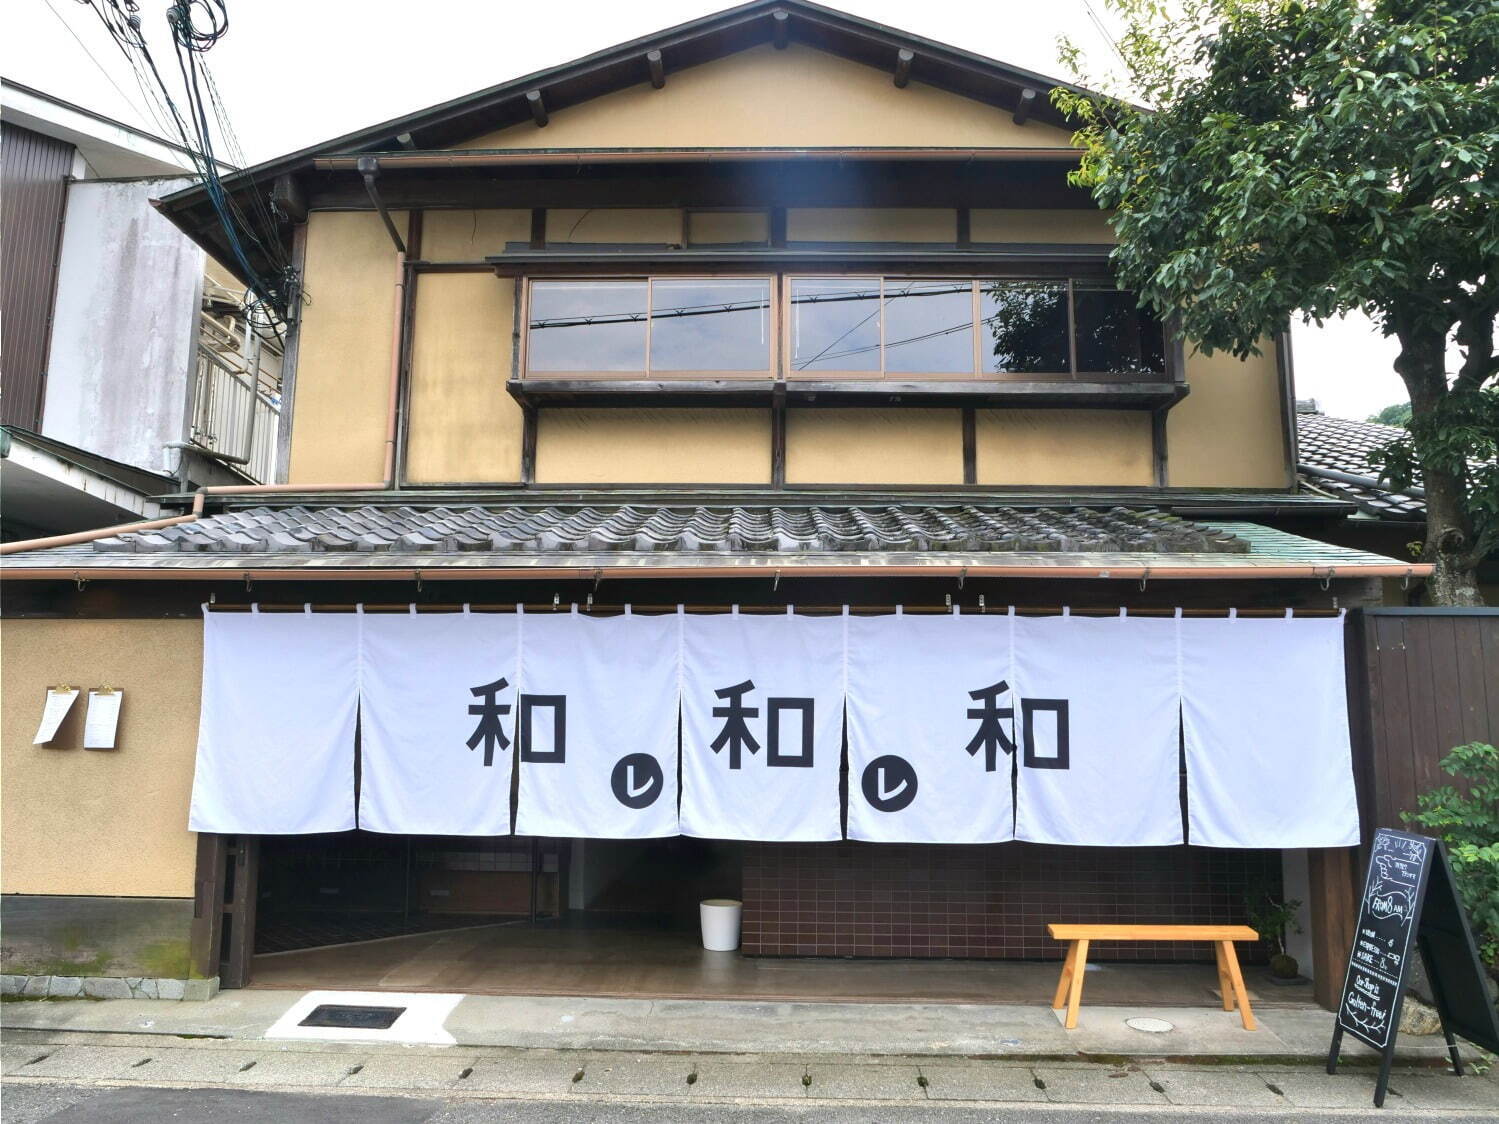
xmin=1047 ymin=924 xmax=1260 ymax=1031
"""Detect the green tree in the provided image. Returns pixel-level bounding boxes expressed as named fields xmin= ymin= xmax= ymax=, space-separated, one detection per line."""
xmin=1370 ymin=402 xmax=1413 ymax=426
xmin=1404 ymin=742 xmax=1499 ymax=970
xmin=1055 ymin=0 xmax=1499 ymax=604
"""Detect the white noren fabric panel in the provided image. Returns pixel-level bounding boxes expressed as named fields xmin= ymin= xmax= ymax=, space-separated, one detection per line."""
xmin=680 ymin=612 xmax=843 ymax=841
xmin=359 ymin=612 xmax=518 ymax=835
xmin=1181 ymin=615 xmax=1359 ymax=847
xmin=846 ymin=612 xmax=1015 ymax=843
xmin=189 ymin=610 xmax=359 ymax=834
xmin=516 ymin=611 xmax=681 ymax=838
xmin=1013 ymin=614 xmax=1183 ymax=846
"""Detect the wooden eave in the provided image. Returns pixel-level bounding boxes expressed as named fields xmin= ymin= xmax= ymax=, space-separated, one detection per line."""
xmin=152 ymin=0 xmax=1098 ymax=285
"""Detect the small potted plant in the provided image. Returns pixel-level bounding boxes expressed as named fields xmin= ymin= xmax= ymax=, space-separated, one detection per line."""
xmin=1245 ymin=882 xmax=1304 ymax=981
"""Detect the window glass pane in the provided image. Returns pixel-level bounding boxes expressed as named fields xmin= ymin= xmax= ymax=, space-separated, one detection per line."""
xmin=882 ymin=280 xmax=974 ymax=374
xmin=649 ymin=279 xmax=771 ymax=371
xmin=790 ymin=278 xmax=882 ymax=372
xmin=1073 ymin=285 xmax=1166 ymax=374
xmin=980 ymin=281 xmax=1070 ymax=374
xmin=527 ymin=281 xmax=646 ymax=372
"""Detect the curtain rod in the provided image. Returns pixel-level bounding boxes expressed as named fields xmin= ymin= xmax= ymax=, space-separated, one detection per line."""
xmin=202 ymin=602 xmax=1343 ymax=617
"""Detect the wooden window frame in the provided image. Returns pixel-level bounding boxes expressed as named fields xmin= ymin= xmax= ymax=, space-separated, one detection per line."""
xmin=522 ymin=275 xmax=776 ymax=382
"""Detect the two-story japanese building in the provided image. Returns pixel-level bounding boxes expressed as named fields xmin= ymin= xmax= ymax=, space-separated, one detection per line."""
xmin=1 ymin=1 xmax=1424 ymax=1012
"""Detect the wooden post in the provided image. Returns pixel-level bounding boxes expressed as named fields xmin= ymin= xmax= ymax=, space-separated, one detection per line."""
xmin=1309 ymin=846 xmax=1361 ymax=1010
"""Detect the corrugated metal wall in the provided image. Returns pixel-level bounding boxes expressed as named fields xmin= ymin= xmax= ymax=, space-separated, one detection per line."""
xmin=1 ymin=122 xmax=75 ymax=430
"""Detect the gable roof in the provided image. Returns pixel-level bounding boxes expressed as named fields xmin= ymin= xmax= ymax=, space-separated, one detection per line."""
xmin=156 ymin=1 xmax=1088 ymax=279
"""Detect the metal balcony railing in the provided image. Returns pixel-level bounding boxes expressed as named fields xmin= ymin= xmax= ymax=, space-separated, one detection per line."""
xmin=188 ymin=313 xmax=280 ymax=483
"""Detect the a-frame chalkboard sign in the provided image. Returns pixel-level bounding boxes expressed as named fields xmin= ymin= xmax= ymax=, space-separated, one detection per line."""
xmin=1328 ymin=827 xmax=1499 ymax=1107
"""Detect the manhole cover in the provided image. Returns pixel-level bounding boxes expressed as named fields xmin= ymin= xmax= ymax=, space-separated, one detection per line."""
xmin=299 ymin=1004 xmax=406 ymax=1030
xmin=1125 ymin=1017 xmax=1175 ymax=1034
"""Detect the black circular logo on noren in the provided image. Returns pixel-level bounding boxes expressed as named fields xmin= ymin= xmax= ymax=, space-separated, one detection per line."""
xmin=861 ymin=755 xmax=918 ymax=813
xmin=611 ymin=753 xmax=664 ymax=809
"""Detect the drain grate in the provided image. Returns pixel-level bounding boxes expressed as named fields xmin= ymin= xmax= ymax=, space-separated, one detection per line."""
xmin=298 ymin=1004 xmax=407 ymax=1030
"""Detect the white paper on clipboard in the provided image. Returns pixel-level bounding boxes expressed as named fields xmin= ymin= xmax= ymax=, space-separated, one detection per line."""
xmin=34 ymin=688 xmax=80 ymax=745
xmin=84 ymin=690 xmax=124 ymax=749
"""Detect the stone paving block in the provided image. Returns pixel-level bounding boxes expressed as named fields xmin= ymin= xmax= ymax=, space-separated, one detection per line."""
xmin=1262 ymin=1070 xmax=1394 ymax=1109
xmin=1144 ymin=1066 xmax=1285 ymax=1107
xmin=1380 ymin=1072 xmax=1499 ymax=1111
xmin=1 ymin=974 xmax=25 ymax=996
xmin=16 ymin=1045 xmax=150 ymax=1080
xmin=571 ymin=1052 xmax=697 ymax=1096
xmin=1033 ymin=1065 xmax=1169 ymax=1105
xmin=2 ymin=1043 xmax=55 ymax=1075
xmin=115 ymin=1048 xmax=256 ymax=1084
xmin=918 ymin=1063 xmax=1047 ymax=1102
xmin=339 ymin=1054 xmax=472 ymax=1091
xmin=687 ymin=1060 xmax=809 ymax=1099
xmin=804 ymin=1062 xmax=925 ymax=1100
xmin=459 ymin=1055 xmax=587 ymax=1095
xmin=48 ymin=977 xmax=84 ymax=999
xmin=228 ymin=1050 xmax=364 ymax=1087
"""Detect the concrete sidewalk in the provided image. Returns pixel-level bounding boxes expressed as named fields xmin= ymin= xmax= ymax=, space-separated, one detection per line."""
xmin=3 ymin=1030 xmax=1497 ymax=1114
xmin=0 ymin=989 xmax=1466 ymax=1062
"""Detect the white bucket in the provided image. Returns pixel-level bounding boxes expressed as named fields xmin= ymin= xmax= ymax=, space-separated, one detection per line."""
xmin=699 ymin=898 xmax=743 ymax=952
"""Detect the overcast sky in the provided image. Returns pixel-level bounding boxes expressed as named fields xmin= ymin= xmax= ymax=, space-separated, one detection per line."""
xmin=10 ymin=0 xmax=1410 ymax=421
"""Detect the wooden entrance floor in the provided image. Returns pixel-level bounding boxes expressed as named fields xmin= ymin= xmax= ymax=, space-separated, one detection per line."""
xmin=247 ymin=921 xmax=1318 ymax=1006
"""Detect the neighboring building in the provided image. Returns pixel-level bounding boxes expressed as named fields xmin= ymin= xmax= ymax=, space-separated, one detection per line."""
xmin=1295 ymin=404 xmax=1498 ymax=604
xmin=1 ymin=2 xmax=1435 ymax=1008
xmin=0 ymin=80 xmax=281 ymax=541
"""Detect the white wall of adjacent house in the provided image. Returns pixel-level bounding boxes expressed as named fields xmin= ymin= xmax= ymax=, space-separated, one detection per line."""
xmin=42 ymin=177 xmax=204 ymax=474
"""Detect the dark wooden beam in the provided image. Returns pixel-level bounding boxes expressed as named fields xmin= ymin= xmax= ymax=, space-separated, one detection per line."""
xmin=772 ymin=8 xmax=790 ymax=49
xmin=525 ymin=90 xmax=548 ymax=128
xmin=962 ymin=407 xmax=977 ymax=484
xmin=1013 ymin=87 xmax=1038 ymax=125
xmin=647 ymin=49 xmax=666 ymax=89
xmin=520 ymin=405 xmax=539 ymax=485
xmin=529 ymin=207 xmax=546 ymax=250
xmin=1151 ymin=405 xmax=1169 ymax=487
xmin=956 ymin=206 xmax=971 ymax=248
xmin=395 ymin=132 xmax=417 ymax=150
xmin=893 ymin=48 xmax=914 ymax=89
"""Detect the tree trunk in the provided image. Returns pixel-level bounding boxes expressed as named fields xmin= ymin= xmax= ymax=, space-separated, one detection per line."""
xmin=1395 ymin=329 xmax=1484 ymax=607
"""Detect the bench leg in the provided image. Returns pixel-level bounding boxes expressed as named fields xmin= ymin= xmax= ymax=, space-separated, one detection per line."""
xmin=1064 ymin=939 xmax=1090 ymax=1029
xmin=1218 ymin=941 xmax=1257 ymax=1031
xmin=1213 ymin=942 xmax=1235 ymax=1011
xmin=1052 ymin=940 xmax=1079 ymax=1010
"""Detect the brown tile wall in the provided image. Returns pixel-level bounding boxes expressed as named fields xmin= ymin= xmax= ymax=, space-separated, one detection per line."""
xmin=741 ymin=842 xmax=1278 ymax=962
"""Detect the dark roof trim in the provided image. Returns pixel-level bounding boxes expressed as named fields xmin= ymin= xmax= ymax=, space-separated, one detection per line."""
xmin=156 ymin=0 xmax=1090 ymax=266
xmin=314 ymin=146 xmax=1082 ymax=170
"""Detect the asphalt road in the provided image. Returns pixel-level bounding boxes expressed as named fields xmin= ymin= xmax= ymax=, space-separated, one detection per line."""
xmin=4 ymin=1084 xmax=1498 ymax=1124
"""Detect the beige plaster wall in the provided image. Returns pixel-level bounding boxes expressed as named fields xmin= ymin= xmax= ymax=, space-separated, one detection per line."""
xmin=457 ymin=44 xmax=1076 ymax=150
xmin=421 ymin=209 xmax=531 ymax=259
xmin=971 ymin=209 xmax=1116 ymax=244
xmin=1 ymin=619 xmax=201 ymax=898
xmin=786 ymin=409 xmax=963 ymax=484
xmin=287 ymin=211 xmax=402 ymax=484
xmin=1169 ymin=342 xmax=1291 ymax=488
xmin=405 ymin=273 xmax=523 ymax=484
xmin=787 ymin=209 xmax=956 ymax=243
xmin=547 ymin=209 xmax=684 ymax=244
xmin=535 ymin=409 xmax=770 ymax=483
xmin=975 ymin=410 xmax=1153 ymax=486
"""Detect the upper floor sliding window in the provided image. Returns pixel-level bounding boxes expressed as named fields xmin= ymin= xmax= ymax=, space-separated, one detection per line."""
xmin=789 ymin=278 xmax=1166 ymax=379
xmin=526 ymin=278 xmax=772 ymax=378
xmin=521 ymin=276 xmax=1165 ymax=382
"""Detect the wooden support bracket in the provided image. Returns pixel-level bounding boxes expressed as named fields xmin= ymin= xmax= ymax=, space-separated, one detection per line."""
xmin=647 ymin=49 xmax=665 ymax=89
xmin=526 ymin=90 xmax=549 ymax=128
xmin=1013 ymin=87 xmax=1038 ymax=125
xmin=772 ymin=9 xmax=790 ymax=49
xmin=894 ymin=48 xmax=914 ymax=88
